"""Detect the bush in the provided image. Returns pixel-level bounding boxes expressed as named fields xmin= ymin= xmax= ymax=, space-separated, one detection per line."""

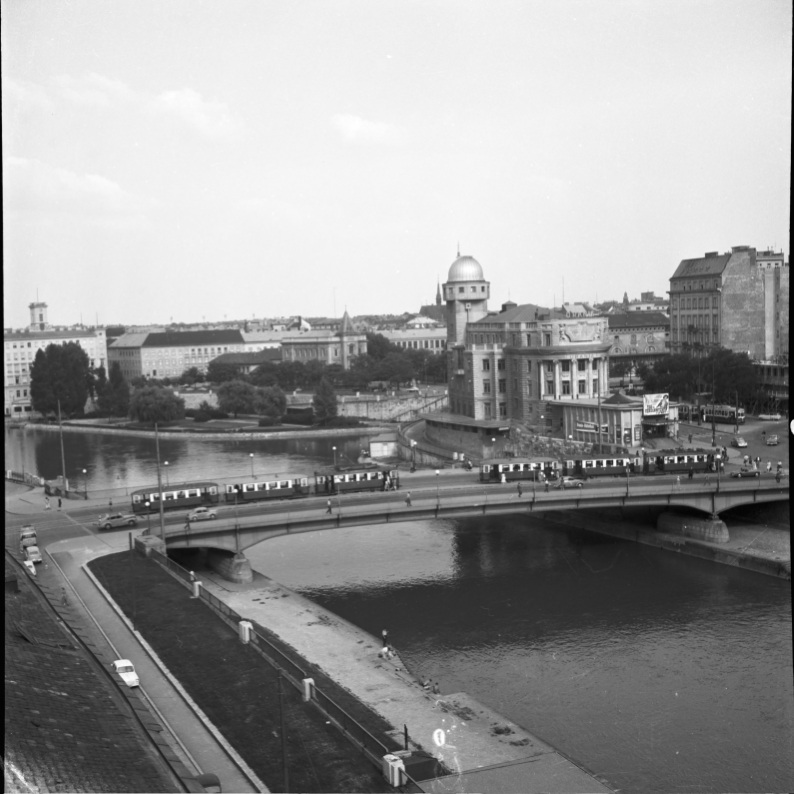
xmin=209 ymin=409 xmax=229 ymax=420
xmin=193 ymin=411 xmax=211 ymax=423
xmin=258 ymin=416 xmax=279 ymax=427
xmin=283 ymin=411 xmax=315 ymax=426
xmin=323 ymin=416 xmax=364 ymax=428
xmin=185 ymin=408 xmax=196 ymax=418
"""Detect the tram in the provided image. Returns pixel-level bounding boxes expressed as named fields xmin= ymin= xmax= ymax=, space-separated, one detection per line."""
xmin=315 ymin=467 xmax=400 ymax=495
xmin=131 ymin=481 xmax=221 ymax=514
xmin=224 ymin=477 xmax=313 ymax=503
xmin=641 ymin=448 xmax=715 ymax=475
xmin=562 ymin=455 xmax=636 ymax=478
xmin=702 ymin=404 xmax=745 ymax=425
xmin=479 ymin=457 xmax=560 ymax=483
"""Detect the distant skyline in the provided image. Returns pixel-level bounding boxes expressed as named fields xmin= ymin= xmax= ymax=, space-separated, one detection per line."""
xmin=3 ymin=0 xmax=791 ymax=329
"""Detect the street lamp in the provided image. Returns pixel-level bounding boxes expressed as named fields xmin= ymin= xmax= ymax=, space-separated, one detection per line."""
xmin=233 ymin=486 xmax=239 ymax=529
xmin=164 ymin=461 xmax=169 ymax=487
xmin=82 ymin=468 xmax=88 ymax=499
xmin=332 ymin=446 xmax=337 ymax=469
xmin=144 ymin=501 xmax=151 ymax=534
xmin=435 ymin=470 xmax=440 ymax=510
xmin=249 ymin=452 xmax=255 ymax=479
xmin=410 ymin=440 xmax=417 ymax=472
xmin=491 ymin=437 xmax=496 ymax=457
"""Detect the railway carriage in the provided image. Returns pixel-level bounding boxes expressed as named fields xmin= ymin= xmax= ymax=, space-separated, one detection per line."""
xmin=479 ymin=457 xmax=560 ymax=483
xmin=642 ymin=449 xmax=714 ymax=475
xmin=316 ymin=467 xmax=399 ymax=495
xmin=131 ymin=481 xmax=220 ymax=514
xmin=224 ymin=477 xmax=313 ymax=503
xmin=563 ymin=456 xmax=635 ymax=479
xmin=702 ymin=404 xmax=745 ymax=425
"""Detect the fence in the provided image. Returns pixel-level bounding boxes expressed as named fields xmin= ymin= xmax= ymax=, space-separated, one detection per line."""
xmin=5 ymin=469 xmax=45 ymax=487
xmin=147 ymin=548 xmax=425 ymax=791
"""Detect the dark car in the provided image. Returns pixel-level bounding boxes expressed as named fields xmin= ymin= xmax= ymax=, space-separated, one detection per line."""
xmin=729 ymin=467 xmax=760 ymax=478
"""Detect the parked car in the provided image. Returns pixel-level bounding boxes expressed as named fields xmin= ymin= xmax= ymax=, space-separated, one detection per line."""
xmin=188 ymin=506 xmax=217 ymax=522
xmin=730 ymin=436 xmax=747 ymax=448
xmin=23 ymin=560 xmax=37 ymax=577
xmin=25 ymin=545 xmax=43 ymax=564
xmin=111 ymin=659 xmax=140 ymax=688
xmin=730 ymin=467 xmax=760 ymax=478
xmin=765 ymin=435 xmax=779 ymax=446
xmin=554 ymin=476 xmax=585 ymax=489
xmin=758 ymin=413 xmax=782 ymax=421
xmin=20 ymin=524 xmax=37 ymax=543
xmin=94 ymin=513 xmax=138 ymax=530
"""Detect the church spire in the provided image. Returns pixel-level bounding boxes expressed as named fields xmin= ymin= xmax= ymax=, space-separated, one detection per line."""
xmin=435 ymin=278 xmax=442 ymax=305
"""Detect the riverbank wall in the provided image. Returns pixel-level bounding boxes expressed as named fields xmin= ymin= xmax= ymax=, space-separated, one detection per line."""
xmin=544 ymin=507 xmax=791 ymax=580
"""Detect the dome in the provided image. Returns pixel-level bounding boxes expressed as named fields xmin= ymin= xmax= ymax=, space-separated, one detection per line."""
xmin=447 ymin=255 xmax=484 ymax=282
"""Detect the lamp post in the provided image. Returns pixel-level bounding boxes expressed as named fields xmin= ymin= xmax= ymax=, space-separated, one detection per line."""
xmin=491 ymin=437 xmax=496 ymax=457
xmin=82 ymin=468 xmax=88 ymax=500
xmin=144 ymin=501 xmax=151 ymax=534
xmin=711 ymin=364 xmax=716 ymax=447
xmin=164 ymin=461 xmax=169 ymax=487
xmin=410 ymin=440 xmax=417 ymax=472
xmin=249 ymin=452 xmax=255 ymax=479
xmin=435 ymin=470 xmax=440 ymax=510
xmin=332 ymin=446 xmax=337 ymax=469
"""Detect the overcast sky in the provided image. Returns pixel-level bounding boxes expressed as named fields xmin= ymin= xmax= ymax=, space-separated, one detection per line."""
xmin=3 ymin=0 xmax=791 ymax=328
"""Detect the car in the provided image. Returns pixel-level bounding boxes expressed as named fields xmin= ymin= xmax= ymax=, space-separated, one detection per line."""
xmin=94 ymin=513 xmax=138 ymax=530
xmin=554 ymin=476 xmax=585 ymax=489
xmin=23 ymin=560 xmax=36 ymax=577
xmin=730 ymin=467 xmax=760 ymax=478
xmin=20 ymin=524 xmax=37 ymax=542
xmin=24 ymin=545 xmax=43 ymax=564
xmin=111 ymin=659 xmax=140 ymax=688
xmin=188 ymin=506 xmax=217 ymax=522
xmin=758 ymin=413 xmax=782 ymax=421
xmin=730 ymin=436 xmax=747 ymax=448
xmin=765 ymin=435 xmax=779 ymax=446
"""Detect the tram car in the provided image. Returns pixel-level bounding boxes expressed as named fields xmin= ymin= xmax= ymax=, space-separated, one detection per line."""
xmin=479 ymin=457 xmax=560 ymax=483
xmin=702 ymin=404 xmax=745 ymax=425
xmin=677 ymin=404 xmax=696 ymax=422
xmin=315 ymin=466 xmax=400 ymax=495
xmin=641 ymin=449 xmax=714 ymax=475
xmin=562 ymin=455 xmax=636 ymax=479
xmin=131 ymin=481 xmax=221 ymax=514
xmin=224 ymin=477 xmax=313 ymax=503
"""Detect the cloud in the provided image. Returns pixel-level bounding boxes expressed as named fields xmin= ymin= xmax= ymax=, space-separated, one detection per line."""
xmin=53 ymin=72 xmax=136 ymax=107
xmin=152 ymin=88 xmax=245 ymax=141
xmin=2 ymin=77 xmax=54 ymax=113
xmin=332 ymin=114 xmax=406 ymax=146
xmin=4 ymin=157 xmax=158 ymax=230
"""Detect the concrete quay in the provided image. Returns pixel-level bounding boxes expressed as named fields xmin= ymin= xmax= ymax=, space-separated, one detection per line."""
xmin=195 ymin=567 xmax=614 ymax=793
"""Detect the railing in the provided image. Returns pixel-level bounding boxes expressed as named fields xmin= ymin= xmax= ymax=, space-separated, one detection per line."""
xmin=5 ymin=469 xmax=45 ymax=487
xmin=148 ymin=547 xmax=426 ymax=790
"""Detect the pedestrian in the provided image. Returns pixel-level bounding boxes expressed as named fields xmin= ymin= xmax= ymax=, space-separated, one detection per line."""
xmin=688 ymin=433 xmax=692 ymax=443
xmin=762 ymin=430 xmax=766 ymax=441
xmin=189 ymin=571 xmax=197 ymax=582
xmin=422 ymin=679 xmax=431 ymax=691
xmin=517 ymin=482 xmax=523 ymax=498
xmin=766 ymin=461 xmax=772 ymax=473
xmin=57 ymin=497 xmax=62 ymax=510
xmin=61 ymin=588 xmax=68 ymax=606
xmin=405 ymin=492 xmax=412 ymax=507
xmin=500 ymin=472 xmax=506 ymax=484
xmin=432 ymin=681 xmax=440 ymax=695
xmin=109 ymin=498 xmax=113 ymax=508
xmin=326 ymin=499 xmax=332 ymax=515
xmin=544 ymin=480 xmax=549 ymax=493
xmin=675 ymin=475 xmax=681 ymax=489
xmin=688 ymin=467 xmax=694 ymax=480
xmin=756 ymin=456 xmax=761 ymax=468
xmin=44 ymin=496 xmax=50 ymax=510
xmin=382 ymin=628 xmax=389 ymax=646
xmin=743 ymin=454 xmax=748 ymax=466
xmin=777 ymin=461 xmax=783 ymax=472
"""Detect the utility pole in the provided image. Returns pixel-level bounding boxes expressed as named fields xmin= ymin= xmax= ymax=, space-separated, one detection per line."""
xmin=155 ymin=423 xmax=166 ymax=541
xmin=278 ymin=668 xmax=289 ymax=792
xmin=57 ymin=398 xmax=68 ymax=494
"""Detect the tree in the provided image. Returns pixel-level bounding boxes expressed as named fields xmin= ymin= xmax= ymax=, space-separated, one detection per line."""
xmin=129 ymin=385 xmax=185 ymax=423
xmin=366 ymin=332 xmax=398 ymax=361
xmin=206 ymin=360 xmax=242 ymax=384
xmin=254 ymin=385 xmax=287 ymax=419
xmin=312 ymin=376 xmax=338 ymax=425
xmin=88 ymin=364 xmax=106 ymax=403
xmin=376 ymin=352 xmax=415 ymax=386
xmin=179 ymin=367 xmax=204 ymax=385
xmin=98 ymin=362 xmax=130 ymax=417
xmin=249 ymin=362 xmax=280 ymax=387
xmin=30 ymin=342 xmax=91 ymax=417
xmin=216 ymin=379 xmax=257 ymax=417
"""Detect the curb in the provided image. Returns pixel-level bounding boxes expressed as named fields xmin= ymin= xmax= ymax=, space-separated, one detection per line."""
xmin=83 ymin=564 xmax=270 ymax=794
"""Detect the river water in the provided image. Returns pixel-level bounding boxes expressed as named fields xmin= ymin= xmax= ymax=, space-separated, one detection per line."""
xmin=6 ymin=426 xmax=793 ymax=793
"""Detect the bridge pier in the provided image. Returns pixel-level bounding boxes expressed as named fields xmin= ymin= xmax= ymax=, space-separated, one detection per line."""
xmin=657 ymin=512 xmax=729 ymax=544
xmin=206 ymin=548 xmax=254 ymax=583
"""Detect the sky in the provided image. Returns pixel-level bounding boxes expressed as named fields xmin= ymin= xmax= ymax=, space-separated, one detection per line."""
xmin=3 ymin=0 xmax=791 ymax=328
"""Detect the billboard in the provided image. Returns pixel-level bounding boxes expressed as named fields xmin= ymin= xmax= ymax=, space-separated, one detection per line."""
xmin=643 ymin=393 xmax=669 ymax=416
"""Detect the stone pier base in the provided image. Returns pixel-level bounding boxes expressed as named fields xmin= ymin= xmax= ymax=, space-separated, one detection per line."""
xmin=134 ymin=535 xmax=166 ymax=556
xmin=657 ymin=512 xmax=729 ymax=543
xmin=206 ymin=549 xmax=253 ymax=583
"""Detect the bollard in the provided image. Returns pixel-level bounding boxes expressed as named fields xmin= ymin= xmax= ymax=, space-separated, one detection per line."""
xmin=302 ymin=677 xmax=315 ymax=702
xmin=191 ymin=580 xmax=202 ymax=599
xmin=239 ymin=620 xmax=253 ymax=643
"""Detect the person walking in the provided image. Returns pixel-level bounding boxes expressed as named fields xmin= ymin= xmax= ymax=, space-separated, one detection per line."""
xmin=109 ymin=498 xmax=113 ymax=508
xmin=688 ymin=433 xmax=692 ymax=443
xmin=405 ymin=492 xmax=412 ymax=507
xmin=57 ymin=497 xmax=62 ymax=510
xmin=44 ymin=496 xmax=50 ymax=510
xmin=766 ymin=461 xmax=772 ymax=473
xmin=675 ymin=475 xmax=681 ymax=490
xmin=500 ymin=472 xmax=507 ymax=484
xmin=517 ymin=482 xmax=523 ymax=498
xmin=688 ymin=467 xmax=694 ymax=480
xmin=382 ymin=628 xmax=389 ymax=646
xmin=544 ymin=480 xmax=549 ymax=493
xmin=432 ymin=681 xmax=440 ymax=695
xmin=326 ymin=499 xmax=332 ymax=515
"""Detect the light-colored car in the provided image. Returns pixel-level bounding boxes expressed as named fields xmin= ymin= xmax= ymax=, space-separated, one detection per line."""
xmin=730 ymin=436 xmax=747 ymax=448
xmin=758 ymin=413 xmax=782 ymax=421
xmin=111 ymin=659 xmax=140 ymax=688
xmin=94 ymin=513 xmax=138 ymax=530
xmin=20 ymin=524 xmax=37 ymax=542
xmin=25 ymin=545 xmax=43 ymax=564
xmin=23 ymin=560 xmax=36 ymax=576
xmin=765 ymin=435 xmax=779 ymax=446
xmin=730 ymin=467 xmax=760 ymax=478
xmin=188 ymin=506 xmax=217 ymax=522
xmin=555 ymin=476 xmax=585 ymax=489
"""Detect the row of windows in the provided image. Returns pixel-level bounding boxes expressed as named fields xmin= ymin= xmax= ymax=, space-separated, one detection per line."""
xmin=614 ymin=334 xmax=658 ymax=344
xmin=673 ymin=314 xmax=719 ymax=328
xmin=395 ymin=339 xmax=445 ymax=349
xmin=672 ymin=279 xmax=720 ymax=292
xmin=448 ymin=286 xmax=487 ymax=296
xmin=672 ymin=296 xmax=719 ymax=310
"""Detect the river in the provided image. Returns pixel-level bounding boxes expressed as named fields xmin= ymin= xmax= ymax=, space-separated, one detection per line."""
xmin=6 ymin=425 xmax=793 ymax=793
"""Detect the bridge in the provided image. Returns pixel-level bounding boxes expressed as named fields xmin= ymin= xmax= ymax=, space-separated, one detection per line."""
xmin=142 ymin=476 xmax=788 ymax=581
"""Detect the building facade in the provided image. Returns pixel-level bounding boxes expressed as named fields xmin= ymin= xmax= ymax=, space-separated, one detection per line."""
xmin=669 ymin=245 xmax=789 ymax=360
xmin=4 ymin=303 xmax=107 ymax=417
xmin=279 ymin=311 xmax=366 ymax=369
xmin=381 ymin=327 xmax=447 ymax=352
xmin=607 ymin=311 xmax=670 ymax=372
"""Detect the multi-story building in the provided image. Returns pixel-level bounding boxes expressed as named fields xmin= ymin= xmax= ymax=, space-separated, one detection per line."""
xmin=4 ymin=303 xmax=107 ymax=418
xmin=607 ymin=312 xmax=670 ymax=372
xmin=752 ymin=361 xmax=789 ymax=414
xmin=108 ymin=329 xmax=245 ymax=380
xmin=669 ymin=246 xmax=789 ymax=360
xmin=380 ymin=327 xmax=447 ymax=352
xmin=279 ymin=312 xmax=366 ymax=369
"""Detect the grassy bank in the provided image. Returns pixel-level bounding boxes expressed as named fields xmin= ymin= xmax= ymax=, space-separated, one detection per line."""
xmin=89 ymin=552 xmax=399 ymax=793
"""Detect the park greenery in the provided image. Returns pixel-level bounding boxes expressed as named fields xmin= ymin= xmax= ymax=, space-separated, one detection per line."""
xmin=312 ymin=376 xmax=338 ymax=425
xmin=30 ymin=342 xmax=93 ymax=417
xmin=96 ymin=362 xmax=131 ymax=417
xmin=129 ymin=385 xmax=186 ymax=424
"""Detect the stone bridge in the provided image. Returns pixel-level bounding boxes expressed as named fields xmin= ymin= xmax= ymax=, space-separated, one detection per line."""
xmin=143 ymin=478 xmax=788 ymax=582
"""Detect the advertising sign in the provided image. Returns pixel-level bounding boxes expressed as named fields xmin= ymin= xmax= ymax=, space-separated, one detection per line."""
xmin=643 ymin=393 xmax=669 ymax=416
xmin=576 ymin=421 xmax=609 ymax=434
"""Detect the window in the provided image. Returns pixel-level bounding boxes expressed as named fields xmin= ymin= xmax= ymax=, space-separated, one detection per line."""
xmin=546 ymin=361 xmax=553 ymax=373
xmin=561 ymin=361 xmax=570 ymax=373
xmin=546 ymin=379 xmax=554 ymax=395
xmin=470 ymin=286 xmax=476 ymax=292
xmin=482 ymin=359 xmax=490 ymax=371
xmin=499 ymin=403 xmax=507 ymax=418
xmin=483 ymin=381 xmax=491 ymax=394
xmin=498 ymin=379 xmax=506 ymax=393
xmin=527 ymin=334 xmax=532 ymax=346
xmin=578 ymin=379 xmax=586 ymax=394
xmin=562 ymin=381 xmax=571 ymax=395
xmin=578 ymin=359 xmax=586 ymax=372
xmin=497 ymin=359 xmax=505 ymax=370
xmin=592 ymin=359 xmax=598 ymax=370
xmin=484 ymin=403 xmax=492 ymax=418
xmin=458 ymin=286 xmax=464 ymax=293
xmin=593 ymin=378 xmax=599 ymax=393
xmin=544 ymin=333 xmax=551 ymax=346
